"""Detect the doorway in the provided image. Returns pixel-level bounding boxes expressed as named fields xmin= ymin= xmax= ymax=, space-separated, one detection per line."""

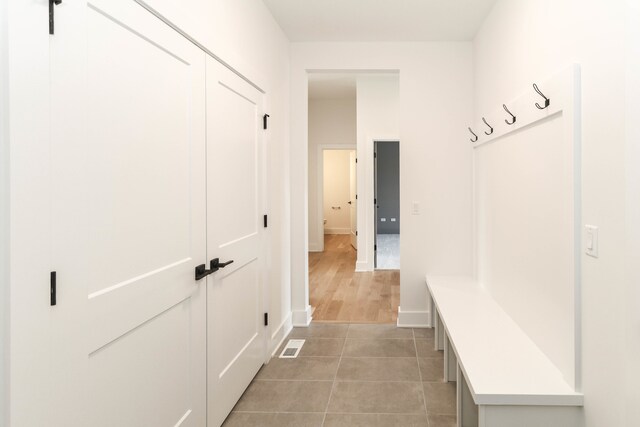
xmin=322 ymin=148 xmax=357 ymax=246
xmin=374 ymin=141 xmax=400 ymax=270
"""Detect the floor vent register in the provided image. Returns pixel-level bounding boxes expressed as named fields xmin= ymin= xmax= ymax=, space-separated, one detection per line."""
xmin=279 ymin=339 xmax=305 ymax=358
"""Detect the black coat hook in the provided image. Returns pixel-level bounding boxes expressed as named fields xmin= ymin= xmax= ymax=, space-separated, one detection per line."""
xmin=482 ymin=117 xmax=493 ymax=135
xmin=468 ymin=127 xmax=478 ymax=143
xmin=533 ymin=83 xmax=550 ymax=109
xmin=503 ymin=104 xmax=516 ymax=125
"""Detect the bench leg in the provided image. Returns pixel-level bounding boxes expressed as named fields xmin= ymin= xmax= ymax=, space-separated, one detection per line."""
xmin=435 ymin=308 xmax=445 ymax=351
xmin=457 ymin=366 xmax=479 ymax=427
xmin=444 ymin=334 xmax=457 ymax=382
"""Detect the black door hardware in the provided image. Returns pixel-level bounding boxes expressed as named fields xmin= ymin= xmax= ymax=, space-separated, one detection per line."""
xmin=210 ymin=258 xmax=234 ymax=272
xmin=195 ymin=264 xmax=213 ymax=280
xmin=348 ymin=201 xmax=352 ymax=205
xmin=264 ymin=214 xmax=268 ymax=228
xmin=50 ymin=271 xmax=57 ymax=306
xmin=49 ymin=0 xmax=62 ymax=35
xmin=195 ymin=258 xmax=235 ymax=280
xmin=263 ymin=114 xmax=270 ymax=130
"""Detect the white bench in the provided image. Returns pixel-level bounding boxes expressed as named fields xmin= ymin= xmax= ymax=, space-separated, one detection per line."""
xmin=426 ymin=276 xmax=583 ymax=427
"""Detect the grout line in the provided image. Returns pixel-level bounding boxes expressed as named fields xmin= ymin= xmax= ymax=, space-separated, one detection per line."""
xmin=321 ymin=323 xmax=349 ymax=426
xmin=414 ymin=328 xmax=431 ymax=427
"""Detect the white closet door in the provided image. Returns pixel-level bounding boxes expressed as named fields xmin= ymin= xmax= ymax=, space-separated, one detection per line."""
xmin=205 ymin=57 xmax=266 ymax=427
xmin=49 ymin=0 xmax=206 ymax=426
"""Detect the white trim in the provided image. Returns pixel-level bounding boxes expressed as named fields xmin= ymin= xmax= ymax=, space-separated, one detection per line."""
xmin=292 ymin=305 xmax=313 ymax=327
xmin=308 ymin=243 xmax=323 ymax=252
xmin=315 ymin=144 xmax=356 ymax=253
xmin=324 ymin=227 xmax=350 ymax=235
xmin=396 ymin=306 xmax=431 ymax=328
xmin=0 ymin=0 xmax=9 ymax=422
xmin=269 ymin=312 xmax=293 ymax=358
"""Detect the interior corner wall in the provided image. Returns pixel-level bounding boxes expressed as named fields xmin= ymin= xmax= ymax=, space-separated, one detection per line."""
xmin=356 ymin=74 xmax=400 ymax=271
xmin=308 ymin=97 xmax=356 ymax=251
xmin=134 ymin=0 xmax=292 ymax=350
xmin=474 ymin=0 xmax=630 ymax=425
xmin=290 ymin=43 xmax=474 ymax=327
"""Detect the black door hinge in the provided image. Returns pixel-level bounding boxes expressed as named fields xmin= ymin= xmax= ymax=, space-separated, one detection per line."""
xmin=355 ymin=158 xmax=358 ymax=163
xmin=355 ymin=194 xmax=358 ymax=200
xmin=264 ymin=313 xmax=269 ymax=326
xmin=50 ymin=271 xmax=57 ymax=306
xmin=374 ymin=198 xmax=377 ymax=204
xmin=49 ymin=0 xmax=62 ymax=35
xmin=374 ymin=244 xmax=377 ymax=251
xmin=263 ymin=114 xmax=270 ymax=130
xmin=263 ymin=214 xmax=268 ymax=228
xmin=355 ymin=231 xmax=358 ymax=236
xmin=374 ymin=152 xmax=377 ymax=158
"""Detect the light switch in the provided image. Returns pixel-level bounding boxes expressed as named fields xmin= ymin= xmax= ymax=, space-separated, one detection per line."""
xmin=585 ymin=225 xmax=599 ymax=258
xmin=412 ymin=202 xmax=420 ymax=215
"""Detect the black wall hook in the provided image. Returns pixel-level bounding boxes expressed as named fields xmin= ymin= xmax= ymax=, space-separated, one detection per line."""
xmin=482 ymin=117 xmax=493 ymax=135
xmin=533 ymin=83 xmax=550 ymax=109
xmin=503 ymin=104 xmax=516 ymax=125
xmin=468 ymin=127 xmax=478 ymax=143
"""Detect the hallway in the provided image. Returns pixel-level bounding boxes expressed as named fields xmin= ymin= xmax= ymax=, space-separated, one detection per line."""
xmin=309 ymin=235 xmax=400 ymax=323
xmin=223 ymin=323 xmax=454 ymax=427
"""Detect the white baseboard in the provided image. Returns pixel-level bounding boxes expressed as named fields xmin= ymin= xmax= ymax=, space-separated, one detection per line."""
xmin=324 ymin=228 xmax=350 ymax=235
xmin=355 ymin=260 xmax=373 ymax=272
xmin=292 ymin=305 xmax=313 ymax=326
xmin=269 ymin=312 xmax=293 ymax=358
xmin=308 ymin=242 xmax=323 ymax=252
xmin=397 ymin=306 xmax=431 ymax=328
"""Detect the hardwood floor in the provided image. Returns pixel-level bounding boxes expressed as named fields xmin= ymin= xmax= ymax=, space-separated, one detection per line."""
xmin=309 ymin=235 xmax=400 ymax=324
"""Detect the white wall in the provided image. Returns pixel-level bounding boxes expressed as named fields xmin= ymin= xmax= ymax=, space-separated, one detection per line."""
xmin=308 ymin=97 xmax=356 ymax=251
xmin=322 ymin=150 xmax=352 ymax=234
xmin=625 ymin=1 xmax=640 ymax=423
xmin=474 ymin=0 xmax=636 ymax=424
xmin=356 ymin=74 xmax=400 ymax=271
xmin=0 ymin=0 xmax=9 ymax=422
xmin=140 ymin=0 xmax=293 ymax=351
xmin=290 ymin=43 xmax=474 ymax=327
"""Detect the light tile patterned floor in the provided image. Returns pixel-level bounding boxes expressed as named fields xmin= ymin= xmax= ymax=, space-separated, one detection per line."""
xmin=376 ymin=234 xmax=400 ymax=270
xmin=222 ymin=324 xmax=456 ymax=427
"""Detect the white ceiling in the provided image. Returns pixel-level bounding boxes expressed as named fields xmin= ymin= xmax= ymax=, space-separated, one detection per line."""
xmin=262 ymin=0 xmax=498 ymax=42
xmin=308 ymin=74 xmax=357 ymax=100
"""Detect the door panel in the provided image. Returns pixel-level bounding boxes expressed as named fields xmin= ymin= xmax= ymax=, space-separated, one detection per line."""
xmin=206 ymin=57 xmax=265 ymax=427
xmin=50 ymin=0 xmax=206 ymax=425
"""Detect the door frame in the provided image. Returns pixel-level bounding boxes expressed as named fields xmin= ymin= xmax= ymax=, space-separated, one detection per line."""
xmin=314 ymin=144 xmax=356 ymax=253
xmin=373 ymin=140 xmax=400 ymax=270
xmin=368 ymin=138 xmax=400 ymax=272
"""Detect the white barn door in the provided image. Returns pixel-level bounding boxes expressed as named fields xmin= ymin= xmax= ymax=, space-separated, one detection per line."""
xmin=205 ymin=57 xmax=267 ymax=427
xmin=49 ymin=0 xmax=207 ymax=425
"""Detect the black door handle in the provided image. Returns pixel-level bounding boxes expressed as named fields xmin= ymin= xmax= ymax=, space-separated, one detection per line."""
xmin=348 ymin=201 xmax=352 ymax=205
xmin=210 ymin=258 xmax=234 ymax=273
xmin=195 ymin=264 xmax=213 ymax=281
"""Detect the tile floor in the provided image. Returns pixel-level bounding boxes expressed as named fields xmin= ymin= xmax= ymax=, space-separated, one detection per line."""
xmin=222 ymin=323 xmax=456 ymax=427
xmin=376 ymin=234 xmax=400 ymax=270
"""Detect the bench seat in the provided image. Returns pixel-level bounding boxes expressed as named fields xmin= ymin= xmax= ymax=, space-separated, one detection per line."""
xmin=426 ymin=275 xmax=583 ymax=409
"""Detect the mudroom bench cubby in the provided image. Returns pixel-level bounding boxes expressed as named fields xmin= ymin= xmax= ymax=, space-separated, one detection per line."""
xmin=426 ymin=276 xmax=583 ymax=427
